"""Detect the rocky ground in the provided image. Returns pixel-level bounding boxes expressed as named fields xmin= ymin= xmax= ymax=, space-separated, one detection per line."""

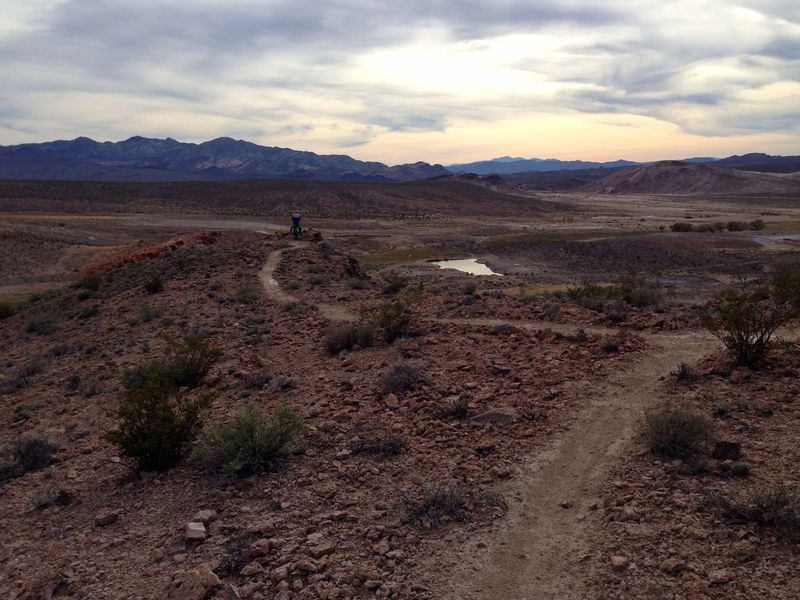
xmin=588 ymin=343 xmax=800 ymax=599
xmin=0 ymin=232 xmax=643 ymax=599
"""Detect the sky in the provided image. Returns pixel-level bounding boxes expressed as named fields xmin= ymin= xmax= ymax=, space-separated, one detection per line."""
xmin=1 ymin=0 xmax=799 ymax=165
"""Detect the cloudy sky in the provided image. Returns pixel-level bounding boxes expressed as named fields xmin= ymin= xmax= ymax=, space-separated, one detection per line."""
xmin=1 ymin=1 xmax=799 ymax=165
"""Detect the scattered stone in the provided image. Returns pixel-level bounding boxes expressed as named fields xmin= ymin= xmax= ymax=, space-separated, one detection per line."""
xmin=191 ymin=509 xmax=218 ymax=525
xmin=610 ymin=555 xmax=629 ymax=571
xmin=240 ymin=562 xmax=264 ymax=577
xmin=384 ymin=393 xmax=399 ymax=409
xmin=94 ymin=510 xmax=119 ymax=527
xmin=661 ymin=558 xmax=685 ymax=574
xmin=185 ymin=522 xmax=206 ymax=543
xmin=309 ymin=543 xmax=336 ymax=559
xmin=161 ymin=566 xmax=220 ymax=600
xmin=471 ymin=406 xmax=520 ymax=425
xmin=559 ymin=500 xmax=573 ymax=509
xmin=708 ymin=569 xmax=733 ymax=585
xmin=712 ymin=441 xmax=741 ymax=461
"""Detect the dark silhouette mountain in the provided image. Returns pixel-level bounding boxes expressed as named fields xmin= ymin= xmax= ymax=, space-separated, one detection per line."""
xmin=0 ymin=136 xmax=449 ymax=182
xmin=583 ymin=161 xmax=800 ymax=195
xmin=708 ymin=153 xmax=800 ymax=174
xmin=447 ymin=157 xmax=640 ymax=175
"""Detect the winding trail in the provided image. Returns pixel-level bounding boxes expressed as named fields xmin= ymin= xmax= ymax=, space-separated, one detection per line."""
xmin=258 ymin=245 xmax=719 ymax=598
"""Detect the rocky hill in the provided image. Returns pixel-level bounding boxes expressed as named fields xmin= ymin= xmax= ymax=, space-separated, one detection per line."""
xmin=582 ymin=161 xmax=800 ymax=195
xmin=0 ymin=136 xmax=449 ymax=183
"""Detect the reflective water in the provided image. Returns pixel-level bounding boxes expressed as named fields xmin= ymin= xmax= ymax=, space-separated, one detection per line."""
xmin=431 ymin=258 xmax=502 ymax=276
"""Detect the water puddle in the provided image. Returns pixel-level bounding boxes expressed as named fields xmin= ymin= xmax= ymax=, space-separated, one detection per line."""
xmin=431 ymin=258 xmax=502 ymax=276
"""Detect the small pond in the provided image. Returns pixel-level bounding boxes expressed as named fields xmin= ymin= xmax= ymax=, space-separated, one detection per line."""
xmin=431 ymin=258 xmax=502 ymax=276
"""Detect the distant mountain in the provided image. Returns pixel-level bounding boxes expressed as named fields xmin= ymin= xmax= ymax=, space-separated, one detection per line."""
xmin=681 ymin=157 xmax=719 ymax=163
xmin=447 ymin=157 xmax=640 ymax=175
xmin=0 ymin=136 xmax=449 ymax=182
xmin=709 ymin=153 xmax=800 ymax=174
xmin=583 ymin=161 xmax=800 ymax=195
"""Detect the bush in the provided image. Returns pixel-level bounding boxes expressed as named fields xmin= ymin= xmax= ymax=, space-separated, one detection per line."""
xmin=399 ymin=484 xmax=466 ymax=529
xmin=383 ymin=362 xmax=420 ymax=393
xmin=122 ymin=336 xmax=221 ymax=391
xmin=307 ymin=274 xmax=330 ymax=287
xmin=440 ymin=396 xmax=469 ymax=419
xmin=106 ymin=380 xmax=212 ymax=472
xmin=599 ymin=336 xmax=621 ymax=353
xmin=0 ymin=434 xmax=57 ymax=480
xmin=713 ymin=222 xmax=726 ymax=232
xmin=644 ymin=408 xmax=712 ymax=459
xmin=694 ymin=223 xmax=716 ymax=233
xmin=713 ymin=485 xmax=799 ymax=542
xmin=617 ymin=276 xmax=666 ymax=308
xmin=670 ymin=362 xmax=697 ymax=385
xmin=235 ymin=287 xmax=260 ymax=303
xmin=0 ymin=358 xmax=45 ymax=396
xmin=703 ymin=269 xmax=800 ymax=368
xmin=194 ymin=405 xmax=304 ymax=477
xmin=324 ymin=322 xmax=374 ymax=355
xmin=144 ymin=273 xmax=164 ymax=294
xmin=567 ymin=282 xmax=614 ymax=311
xmin=726 ymin=221 xmax=749 ymax=231
xmin=76 ymin=273 xmax=101 ymax=291
xmin=26 ymin=313 xmax=59 ymax=335
xmin=670 ymin=222 xmax=694 ymax=232
xmin=350 ymin=431 xmax=407 ymax=458
xmin=0 ymin=301 xmax=14 ymax=320
xmin=750 ymin=219 xmax=766 ymax=230
xmin=381 ymin=271 xmax=408 ymax=295
xmin=374 ymin=299 xmax=412 ymax=342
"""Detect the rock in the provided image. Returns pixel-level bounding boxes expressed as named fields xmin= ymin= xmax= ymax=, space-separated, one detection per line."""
xmin=309 ymin=543 xmax=336 ymax=559
xmin=223 ymin=585 xmax=241 ymax=600
xmin=294 ymin=558 xmax=318 ymax=573
xmin=708 ymin=569 xmax=733 ymax=585
xmin=240 ymin=562 xmax=264 ymax=577
xmin=559 ymin=501 xmax=573 ymax=509
xmin=488 ymin=363 xmax=512 ymax=375
xmin=730 ymin=540 xmax=756 ymax=562
xmin=94 ymin=510 xmax=119 ymax=527
xmin=192 ymin=510 xmax=218 ymax=525
xmin=610 ymin=555 xmax=629 ymax=571
xmin=729 ymin=370 xmax=745 ymax=384
xmin=384 ymin=394 xmax=399 ymax=409
xmin=471 ymin=406 xmax=520 ymax=425
xmin=661 ymin=558 xmax=685 ymax=574
xmin=712 ymin=441 xmax=741 ymax=461
xmin=373 ymin=539 xmax=391 ymax=555
xmin=161 ymin=566 xmax=220 ymax=600
xmin=270 ymin=566 xmax=289 ymax=582
xmin=186 ymin=522 xmax=206 ymax=543
xmin=245 ymin=538 xmax=272 ymax=559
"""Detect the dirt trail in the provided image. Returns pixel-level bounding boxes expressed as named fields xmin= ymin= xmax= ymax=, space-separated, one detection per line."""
xmin=258 ymin=244 xmax=721 ymax=598
xmin=432 ymin=316 xmax=615 ymax=337
xmin=440 ymin=330 xmax=718 ymax=600
xmin=258 ymin=244 xmax=357 ymax=321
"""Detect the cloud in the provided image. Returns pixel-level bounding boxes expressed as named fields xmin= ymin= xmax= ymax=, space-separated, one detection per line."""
xmin=0 ymin=0 xmax=798 ymax=161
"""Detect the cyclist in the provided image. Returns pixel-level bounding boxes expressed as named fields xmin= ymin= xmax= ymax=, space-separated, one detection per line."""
xmin=290 ymin=211 xmax=302 ymax=238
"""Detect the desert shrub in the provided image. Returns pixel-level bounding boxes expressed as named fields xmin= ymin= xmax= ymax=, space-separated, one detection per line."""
xmin=462 ymin=282 xmax=477 ymax=296
xmin=644 ymin=408 xmax=712 ymax=459
xmin=76 ymin=304 xmax=99 ymax=319
xmin=713 ymin=484 xmax=800 ymax=542
xmin=702 ymin=268 xmax=800 ymax=368
xmin=0 ymin=301 xmax=15 ymax=319
xmin=383 ymin=362 xmax=420 ymax=393
xmin=604 ymin=301 xmax=628 ymax=323
xmin=542 ymin=303 xmax=560 ymax=321
xmin=399 ymin=484 xmax=466 ymax=529
xmin=106 ymin=380 xmax=212 ymax=472
xmin=347 ymin=277 xmax=369 ymax=290
xmin=136 ymin=304 xmax=162 ymax=323
xmin=194 ymin=405 xmax=304 ymax=477
xmin=726 ymin=220 xmax=749 ymax=231
xmin=122 ymin=336 xmax=221 ymax=391
xmin=26 ymin=313 xmax=59 ymax=335
xmin=713 ymin=222 xmax=726 ymax=232
xmin=694 ymin=223 xmax=716 ymax=233
xmin=144 ymin=273 xmax=164 ymax=294
xmin=374 ymin=299 xmax=411 ymax=342
xmin=732 ymin=461 xmax=751 ymax=477
xmin=670 ymin=362 xmax=697 ymax=385
xmin=307 ymin=274 xmax=329 ymax=286
xmin=670 ymin=222 xmax=694 ymax=232
xmin=567 ymin=282 xmax=615 ymax=311
xmin=381 ymin=271 xmax=408 ymax=295
xmin=599 ymin=336 xmax=621 ymax=353
xmin=76 ymin=289 xmax=93 ymax=301
xmin=283 ymin=300 xmax=314 ymax=312
xmin=76 ymin=273 xmax=101 ymax=291
xmin=324 ymin=322 xmax=374 ymax=355
xmin=0 ymin=358 xmax=45 ymax=396
xmin=12 ymin=403 xmax=40 ymax=423
xmin=750 ymin=219 xmax=766 ymax=230
xmin=617 ymin=276 xmax=666 ymax=307
xmin=243 ymin=367 xmax=273 ymax=390
xmin=0 ymin=434 xmax=57 ymax=480
xmin=350 ymin=431 xmax=407 ymax=458
xmin=235 ymin=287 xmax=259 ymax=303
xmin=566 ymin=328 xmax=588 ymax=343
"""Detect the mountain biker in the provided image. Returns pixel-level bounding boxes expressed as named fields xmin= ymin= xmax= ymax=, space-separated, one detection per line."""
xmin=290 ymin=211 xmax=302 ymax=238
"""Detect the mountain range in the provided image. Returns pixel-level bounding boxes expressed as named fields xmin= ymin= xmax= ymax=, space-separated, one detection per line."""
xmin=0 ymin=136 xmax=798 ymax=182
xmin=0 ymin=136 xmax=449 ymax=183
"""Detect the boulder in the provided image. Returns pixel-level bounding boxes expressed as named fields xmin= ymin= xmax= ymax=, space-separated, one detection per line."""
xmin=161 ymin=566 xmax=220 ymax=600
